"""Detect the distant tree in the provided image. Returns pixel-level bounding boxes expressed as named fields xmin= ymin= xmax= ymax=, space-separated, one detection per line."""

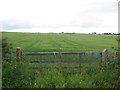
xmin=92 ymin=32 xmax=96 ymax=34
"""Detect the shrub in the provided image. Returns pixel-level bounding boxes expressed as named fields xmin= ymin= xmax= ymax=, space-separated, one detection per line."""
xmin=2 ymin=61 xmax=35 ymax=88
xmin=2 ymin=38 xmax=13 ymax=61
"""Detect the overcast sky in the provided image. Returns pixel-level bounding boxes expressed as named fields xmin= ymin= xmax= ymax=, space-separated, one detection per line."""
xmin=0 ymin=0 xmax=119 ymax=33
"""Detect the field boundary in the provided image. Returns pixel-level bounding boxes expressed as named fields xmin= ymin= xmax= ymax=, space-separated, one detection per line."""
xmin=8 ymin=47 xmax=117 ymax=69
xmin=15 ymin=47 xmax=114 ymax=63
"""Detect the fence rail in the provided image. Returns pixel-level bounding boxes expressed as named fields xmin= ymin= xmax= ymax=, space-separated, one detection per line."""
xmin=10 ymin=47 xmax=117 ymax=70
xmin=16 ymin=47 xmax=109 ymax=62
xmin=23 ymin=51 xmax=102 ymax=56
xmin=30 ymin=59 xmax=99 ymax=63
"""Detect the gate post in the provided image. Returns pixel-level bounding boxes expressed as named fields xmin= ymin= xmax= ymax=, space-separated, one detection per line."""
xmin=16 ymin=47 xmax=22 ymax=61
xmin=102 ymin=49 xmax=108 ymax=62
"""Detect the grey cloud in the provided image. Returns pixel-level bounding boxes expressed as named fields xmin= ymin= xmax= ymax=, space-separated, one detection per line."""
xmin=0 ymin=20 xmax=33 ymax=30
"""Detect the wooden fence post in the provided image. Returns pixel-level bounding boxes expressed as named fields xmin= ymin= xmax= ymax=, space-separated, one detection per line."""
xmin=79 ymin=53 xmax=82 ymax=69
xmin=102 ymin=49 xmax=108 ymax=62
xmin=16 ymin=47 xmax=22 ymax=61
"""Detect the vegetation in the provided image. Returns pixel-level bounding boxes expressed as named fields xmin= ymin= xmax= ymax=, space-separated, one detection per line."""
xmin=34 ymin=65 xmax=118 ymax=88
xmin=2 ymin=59 xmax=119 ymax=88
xmin=2 ymin=32 xmax=118 ymax=52
xmin=2 ymin=61 xmax=35 ymax=88
xmin=2 ymin=32 xmax=119 ymax=88
xmin=2 ymin=37 xmax=13 ymax=61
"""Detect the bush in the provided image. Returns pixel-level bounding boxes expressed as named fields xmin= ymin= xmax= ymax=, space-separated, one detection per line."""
xmin=2 ymin=38 xmax=13 ymax=61
xmin=2 ymin=61 xmax=35 ymax=88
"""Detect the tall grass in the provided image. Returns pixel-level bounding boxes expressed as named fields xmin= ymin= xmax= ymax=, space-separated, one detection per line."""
xmin=2 ymin=61 xmax=35 ymax=88
xmin=2 ymin=56 xmax=119 ymax=88
xmin=34 ymin=64 xmax=118 ymax=88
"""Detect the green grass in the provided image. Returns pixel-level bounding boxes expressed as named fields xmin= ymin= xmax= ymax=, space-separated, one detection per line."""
xmin=3 ymin=60 xmax=119 ymax=88
xmin=34 ymin=64 xmax=118 ymax=88
xmin=2 ymin=32 xmax=119 ymax=88
xmin=2 ymin=32 xmax=118 ymax=52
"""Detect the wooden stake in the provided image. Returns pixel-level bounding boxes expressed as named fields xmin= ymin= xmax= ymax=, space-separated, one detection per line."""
xmin=16 ymin=47 xmax=21 ymax=61
xmin=102 ymin=49 xmax=108 ymax=62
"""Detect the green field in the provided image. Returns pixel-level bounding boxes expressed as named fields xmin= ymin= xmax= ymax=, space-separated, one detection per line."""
xmin=2 ymin=32 xmax=119 ymax=88
xmin=2 ymin=32 xmax=118 ymax=52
